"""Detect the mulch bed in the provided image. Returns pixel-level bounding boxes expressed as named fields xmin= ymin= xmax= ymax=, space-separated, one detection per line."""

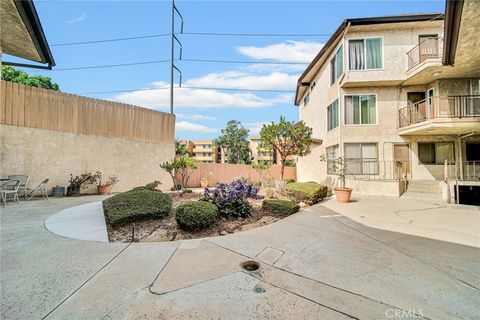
xmin=106 ymin=193 xmax=283 ymax=243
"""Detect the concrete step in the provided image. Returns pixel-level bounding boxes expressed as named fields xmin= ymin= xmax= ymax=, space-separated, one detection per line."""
xmin=407 ymin=180 xmax=442 ymax=194
xmin=401 ymin=191 xmax=443 ymax=200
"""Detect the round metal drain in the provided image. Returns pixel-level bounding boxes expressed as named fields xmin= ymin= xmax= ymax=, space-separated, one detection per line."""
xmin=240 ymin=260 xmax=260 ymax=272
xmin=253 ymin=285 xmax=265 ymax=293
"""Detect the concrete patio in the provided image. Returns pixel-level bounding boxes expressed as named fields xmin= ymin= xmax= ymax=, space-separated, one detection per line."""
xmin=1 ymin=196 xmax=479 ymax=320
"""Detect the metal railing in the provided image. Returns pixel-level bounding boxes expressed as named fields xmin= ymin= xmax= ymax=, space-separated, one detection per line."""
xmin=398 ymin=95 xmax=480 ymax=128
xmin=407 ymin=37 xmax=442 ymax=70
xmin=339 ymin=160 xmax=410 ymax=181
xmin=446 ymin=160 xmax=480 ymax=181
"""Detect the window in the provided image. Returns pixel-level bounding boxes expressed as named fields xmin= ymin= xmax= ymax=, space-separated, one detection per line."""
xmin=348 ymin=38 xmax=383 ymax=70
xmin=310 ymin=81 xmax=316 ymax=90
xmin=344 ymin=143 xmax=378 ymax=175
xmin=326 ymin=145 xmax=339 ymax=174
xmin=303 ymin=93 xmax=310 ymax=106
xmin=345 ymin=94 xmax=376 ymax=125
xmin=330 ymin=45 xmax=344 ymax=84
xmin=418 ymin=142 xmax=454 ymax=164
xmin=327 ymin=99 xmax=339 ymax=131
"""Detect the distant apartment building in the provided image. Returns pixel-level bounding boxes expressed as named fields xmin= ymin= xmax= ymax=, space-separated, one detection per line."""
xmin=295 ymin=1 xmax=480 ymax=202
xmin=250 ymin=137 xmax=276 ymax=164
xmin=191 ymin=140 xmax=217 ymax=163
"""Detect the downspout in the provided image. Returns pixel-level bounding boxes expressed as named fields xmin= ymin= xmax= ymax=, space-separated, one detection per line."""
xmin=338 ymin=22 xmax=350 ymax=189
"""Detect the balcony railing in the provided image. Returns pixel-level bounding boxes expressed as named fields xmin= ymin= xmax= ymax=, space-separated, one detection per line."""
xmin=407 ymin=37 xmax=442 ymax=70
xmin=445 ymin=160 xmax=480 ymax=181
xmin=398 ymin=95 xmax=480 ymax=128
xmin=328 ymin=160 xmax=410 ymax=181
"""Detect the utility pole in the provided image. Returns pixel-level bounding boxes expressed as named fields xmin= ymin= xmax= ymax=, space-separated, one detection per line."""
xmin=170 ymin=0 xmax=175 ymax=114
xmin=170 ymin=0 xmax=184 ymax=114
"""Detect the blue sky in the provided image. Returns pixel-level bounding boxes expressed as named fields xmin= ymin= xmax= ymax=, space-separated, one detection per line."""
xmin=7 ymin=0 xmax=444 ymax=139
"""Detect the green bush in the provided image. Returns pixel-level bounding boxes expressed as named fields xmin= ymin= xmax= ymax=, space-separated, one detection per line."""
xmin=285 ymin=182 xmax=328 ymax=205
xmin=175 ymin=201 xmax=219 ymax=230
xmin=262 ymin=199 xmax=300 ymax=217
xmin=103 ymin=189 xmax=172 ymax=226
xmin=284 ymin=179 xmax=295 ymax=184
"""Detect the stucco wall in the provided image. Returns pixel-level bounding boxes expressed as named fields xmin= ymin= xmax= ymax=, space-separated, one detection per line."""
xmin=345 ymin=180 xmax=403 ymax=197
xmin=0 ymin=124 xmax=175 ymax=194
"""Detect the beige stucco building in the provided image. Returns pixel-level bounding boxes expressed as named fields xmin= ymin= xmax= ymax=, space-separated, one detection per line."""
xmin=191 ymin=140 xmax=218 ymax=163
xmin=295 ymin=1 xmax=480 ymax=203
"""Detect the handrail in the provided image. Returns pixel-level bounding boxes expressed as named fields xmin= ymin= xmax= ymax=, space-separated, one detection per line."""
xmin=398 ymin=95 xmax=480 ymax=128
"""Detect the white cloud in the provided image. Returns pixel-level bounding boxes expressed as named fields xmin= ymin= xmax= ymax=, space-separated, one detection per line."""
xmin=237 ymin=41 xmax=324 ymax=63
xmin=176 ymin=121 xmax=218 ymax=133
xmin=245 ymin=122 xmax=269 ymax=135
xmin=67 ymin=14 xmax=86 ymax=24
xmin=113 ymin=72 xmax=294 ymax=109
xmin=184 ymin=71 xmax=298 ymax=90
xmin=176 ymin=113 xmax=216 ymax=121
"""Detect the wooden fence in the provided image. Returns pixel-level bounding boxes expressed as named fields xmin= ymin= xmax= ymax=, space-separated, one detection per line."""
xmin=0 ymin=80 xmax=175 ymax=143
xmin=180 ymin=163 xmax=297 ymax=188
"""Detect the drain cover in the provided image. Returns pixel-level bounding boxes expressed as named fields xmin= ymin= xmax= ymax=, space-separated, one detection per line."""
xmin=240 ymin=260 xmax=260 ymax=272
xmin=253 ymin=285 xmax=265 ymax=293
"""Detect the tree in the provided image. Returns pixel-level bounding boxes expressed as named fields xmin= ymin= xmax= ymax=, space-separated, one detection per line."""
xmin=260 ymin=116 xmax=313 ymax=179
xmin=175 ymin=140 xmax=188 ymax=157
xmin=252 ymin=162 xmax=270 ymax=189
xmin=216 ymin=120 xmax=251 ymax=164
xmin=1 ymin=66 xmax=59 ymax=91
xmin=160 ymin=156 xmax=198 ymax=191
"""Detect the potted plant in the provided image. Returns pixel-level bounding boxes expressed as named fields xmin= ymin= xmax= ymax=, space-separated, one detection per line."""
xmin=97 ymin=175 xmax=119 ymax=195
xmin=200 ymin=172 xmax=211 ymax=188
xmin=320 ymin=155 xmax=352 ymax=203
xmin=67 ymin=171 xmax=102 ymax=197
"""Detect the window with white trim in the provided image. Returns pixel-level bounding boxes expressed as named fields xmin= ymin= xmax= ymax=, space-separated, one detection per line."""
xmin=348 ymin=38 xmax=383 ymax=70
xmin=344 ymin=143 xmax=378 ymax=175
xmin=327 ymin=99 xmax=339 ymax=131
xmin=344 ymin=94 xmax=376 ymax=125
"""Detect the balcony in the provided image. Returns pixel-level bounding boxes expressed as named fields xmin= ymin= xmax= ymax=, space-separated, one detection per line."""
xmin=398 ymin=95 xmax=480 ymax=135
xmin=407 ymin=37 xmax=442 ymax=70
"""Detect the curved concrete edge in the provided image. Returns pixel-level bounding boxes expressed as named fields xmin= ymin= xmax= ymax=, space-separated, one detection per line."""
xmin=45 ymin=201 xmax=109 ymax=243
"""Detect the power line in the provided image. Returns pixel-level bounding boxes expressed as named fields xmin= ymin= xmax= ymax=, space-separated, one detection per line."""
xmin=49 ymin=32 xmax=330 ymax=47
xmin=47 ymin=60 xmax=170 ymax=71
xmin=31 ymin=58 xmax=306 ymax=72
xmin=78 ymin=86 xmax=295 ymax=95
xmin=50 ymin=34 xmax=170 ymax=46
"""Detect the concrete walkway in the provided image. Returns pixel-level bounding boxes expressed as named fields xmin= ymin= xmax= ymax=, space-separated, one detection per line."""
xmin=321 ymin=195 xmax=480 ymax=247
xmin=1 ymin=196 xmax=479 ymax=320
xmin=45 ymin=201 xmax=109 ymax=242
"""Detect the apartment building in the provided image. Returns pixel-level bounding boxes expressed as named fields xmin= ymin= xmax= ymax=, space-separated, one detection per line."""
xmin=191 ymin=140 xmax=217 ymax=163
xmin=295 ymin=0 xmax=480 ymax=203
xmin=176 ymin=140 xmax=194 ymax=158
xmin=250 ymin=137 xmax=276 ymax=164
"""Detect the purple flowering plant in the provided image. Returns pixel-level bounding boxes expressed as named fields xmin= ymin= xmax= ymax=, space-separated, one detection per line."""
xmin=203 ymin=179 xmax=262 ymax=219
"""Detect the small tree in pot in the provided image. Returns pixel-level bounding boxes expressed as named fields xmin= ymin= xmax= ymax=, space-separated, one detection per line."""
xmin=320 ymin=155 xmax=352 ymax=203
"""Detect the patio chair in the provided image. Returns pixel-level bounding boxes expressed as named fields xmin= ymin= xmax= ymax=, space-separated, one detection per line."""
xmin=0 ymin=180 xmax=20 ymax=207
xmin=26 ymin=178 xmax=49 ymax=200
xmin=7 ymin=175 xmax=30 ymax=200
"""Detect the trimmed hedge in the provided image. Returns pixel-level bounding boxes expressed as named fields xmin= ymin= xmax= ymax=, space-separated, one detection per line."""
xmin=285 ymin=182 xmax=328 ymax=205
xmin=176 ymin=201 xmax=219 ymax=230
xmin=103 ymin=189 xmax=172 ymax=226
xmin=262 ymin=199 xmax=300 ymax=217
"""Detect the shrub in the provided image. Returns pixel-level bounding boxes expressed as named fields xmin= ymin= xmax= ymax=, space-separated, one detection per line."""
xmin=103 ymin=188 xmax=172 ymax=226
xmin=262 ymin=199 xmax=300 ymax=217
xmin=203 ymin=179 xmax=260 ymax=219
xmin=285 ymin=182 xmax=328 ymax=205
xmin=132 ymin=180 xmax=162 ymax=192
xmin=284 ymin=179 xmax=295 ymax=184
xmin=175 ymin=201 xmax=218 ymax=230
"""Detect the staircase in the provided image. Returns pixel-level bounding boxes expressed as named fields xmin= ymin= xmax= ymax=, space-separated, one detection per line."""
xmin=402 ymin=180 xmax=443 ymax=200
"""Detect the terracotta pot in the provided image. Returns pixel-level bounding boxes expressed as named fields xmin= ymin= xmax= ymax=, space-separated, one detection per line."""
xmin=200 ymin=180 xmax=208 ymax=188
xmin=98 ymin=184 xmax=113 ymax=195
xmin=334 ymin=187 xmax=352 ymax=203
